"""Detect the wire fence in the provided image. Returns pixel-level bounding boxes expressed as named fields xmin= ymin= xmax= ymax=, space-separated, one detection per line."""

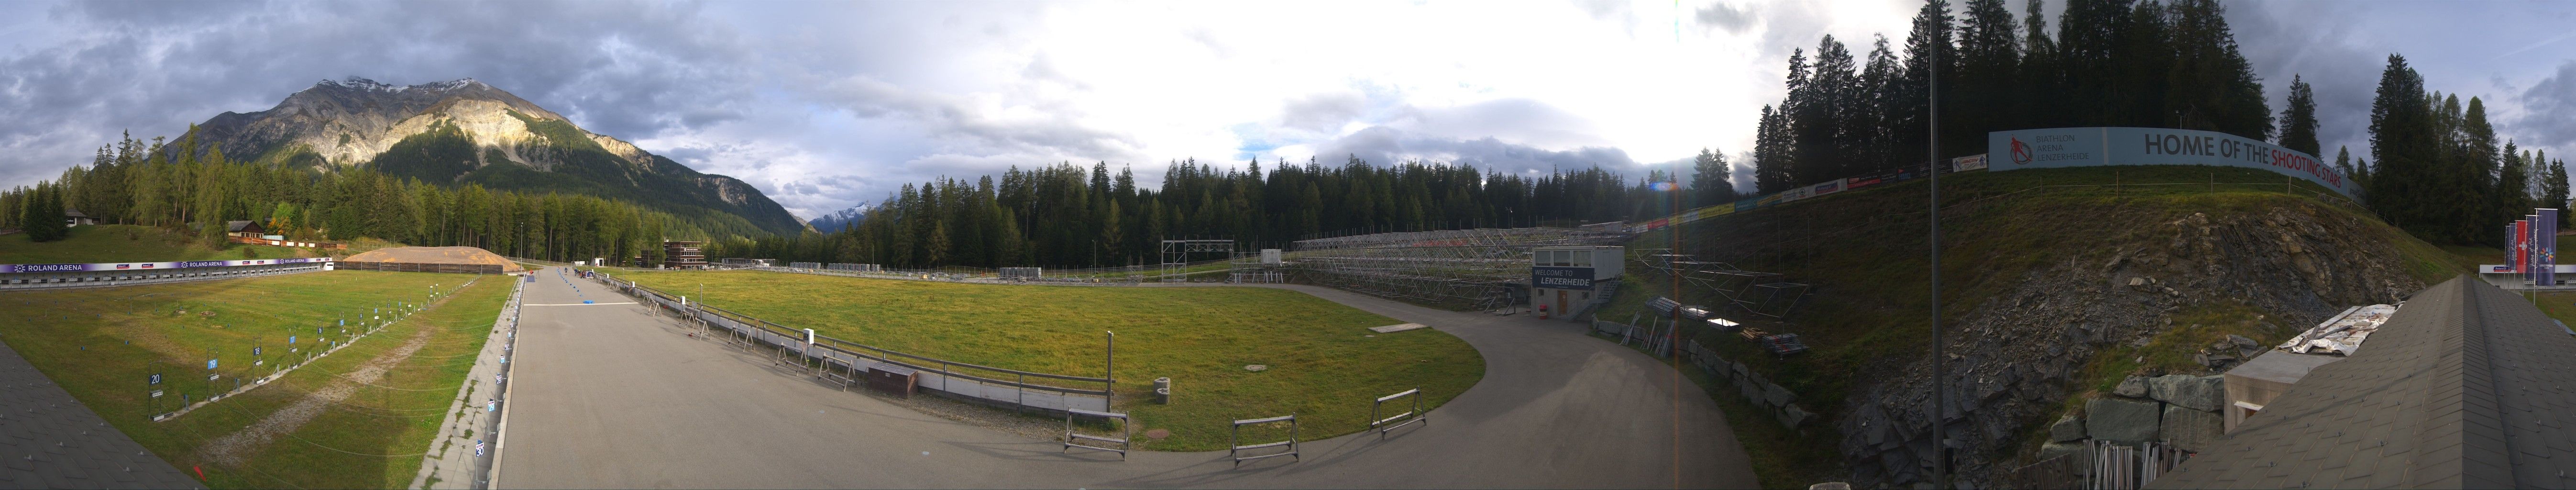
xmin=590 ymin=272 xmax=1116 ymax=413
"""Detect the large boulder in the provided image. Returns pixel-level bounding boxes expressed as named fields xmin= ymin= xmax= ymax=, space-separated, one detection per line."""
xmin=1777 ymin=403 xmax=1814 ymax=429
xmin=2049 ymin=414 xmax=2087 ymax=443
xmin=2147 ymin=375 xmax=2225 ymax=412
xmin=2114 ymin=376 xmax=2150 ymax=398
xmin=2160 ymin=403 xmax=2224 ymax=452
xmin=2084 ymin=398 xmax=2162 ymax=443
xmin=2037 ymin=440 xmax=2091 ymax=464
xmin=1763 ymin=383 xmax=1796 ymax=408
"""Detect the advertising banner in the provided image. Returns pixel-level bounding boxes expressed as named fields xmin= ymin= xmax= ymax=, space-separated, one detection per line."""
xmin=2542 ymin=210 xmax=2560 ymax=286
xmin=1951 ymin=154 xmax=1989 ymax=172
xmin=1696 ymin=203 xmax=1735 ymax=220
xmin=2515 ymin=220 xmax=2530 ymax=274
xmin=1780 ymin=187 xmax=1811 ymax=203
xmin=1 ymin=257 xmax=331 ymax=274
xmin=1846 ymin=175 xmax=1884 ymax=191
xmin=1988 ymin=127 xmax=2357 ymax=198
xmin=1531 ymin=266 xmax=1594 ymax=289
xmin=1809 ymin=179 xmax=1845 ymax=197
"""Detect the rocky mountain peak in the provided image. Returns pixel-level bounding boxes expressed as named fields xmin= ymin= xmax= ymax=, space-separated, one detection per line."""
xmin=310 ymin=77 xmax=485 ymax=93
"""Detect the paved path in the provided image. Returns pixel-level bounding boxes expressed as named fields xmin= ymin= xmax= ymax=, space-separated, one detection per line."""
xmin=0 ymin=337 xmax=200 ymax=489
xmin=497 ymin=267 xmax=1756 ymax=488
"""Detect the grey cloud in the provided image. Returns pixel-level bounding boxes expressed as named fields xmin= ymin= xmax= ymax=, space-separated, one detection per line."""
xmin=1307 ymin=126 xmax=1637 ymax=177
xmin=1279 ymin=92 xmax=1365 ymax=134
xmin=2516 ymin=60 xmax=2576 ymax=149
xmin=820 ymin=75 xmax=1143 ymax=162
xmin=1695 ymin=3 xmax=1753 ymax=34
xmin=1389 ymin=98 xmax=1607 ymax=149
xmin=2231 ymin=1 xmax=2382 ymax=157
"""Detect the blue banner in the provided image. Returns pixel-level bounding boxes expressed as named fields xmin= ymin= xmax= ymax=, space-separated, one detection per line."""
xmin=1989 ymin=127 xmax=2358 ymax=198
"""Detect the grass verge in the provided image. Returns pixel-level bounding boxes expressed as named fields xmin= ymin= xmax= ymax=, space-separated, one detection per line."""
xmin=606 ymin=269 xmax=1483 ymax=451
xmin=0 ymin=270 xmax=505 ymax=488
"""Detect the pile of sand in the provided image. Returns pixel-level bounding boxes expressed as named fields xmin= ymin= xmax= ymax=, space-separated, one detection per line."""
xmin=342 ymin=246 xmax=525 ymax=272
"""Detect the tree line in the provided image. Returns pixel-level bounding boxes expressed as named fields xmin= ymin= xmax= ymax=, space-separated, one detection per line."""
xmin=2362 ymin=55 xmax=2570 ymax=245
xmin=712 ymin=157 xmax=1698 ymax=268
xmin=0 ymin=129 xmax=740 ymax=263
xmin=1748 ymin=0 xmax=2277 ymax=196
xmin=1745 ymin=0 xmax=2566 ymax=247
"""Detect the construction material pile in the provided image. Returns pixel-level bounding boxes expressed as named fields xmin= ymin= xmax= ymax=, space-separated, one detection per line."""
xmin=340 ymin=246 xmax=524 ymax=274
xmin=2277 ymin=303 xmax=2399 ymax=356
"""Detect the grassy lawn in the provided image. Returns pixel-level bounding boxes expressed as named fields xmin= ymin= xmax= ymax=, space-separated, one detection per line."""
xmin=0 ymin=270 xmax=506 ymax=489
xmin=606 ymin=269 xmax=1483 ymax=451
xmin=0 ymin=224 xmax=313 ymax=263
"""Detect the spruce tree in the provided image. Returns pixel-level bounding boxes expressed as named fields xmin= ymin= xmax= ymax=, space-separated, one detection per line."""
xmin=1692 ymin=148 xmax=1739 ymax=206
xmin=2278 ymin=75 xmax=2321 ymax=156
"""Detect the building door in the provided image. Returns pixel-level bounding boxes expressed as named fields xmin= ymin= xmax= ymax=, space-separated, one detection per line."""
xmin=1555 ymin=290 xmax=1567 ymax=317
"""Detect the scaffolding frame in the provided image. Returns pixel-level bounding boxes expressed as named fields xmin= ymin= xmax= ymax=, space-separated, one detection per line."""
xmin=1635 ymin=252 xmax=1814 ymax=318
xmin=1161 ymin=239 xmax=1237 ymax=282
xmin=1288 ymin=227 xmax=1631 ymax=311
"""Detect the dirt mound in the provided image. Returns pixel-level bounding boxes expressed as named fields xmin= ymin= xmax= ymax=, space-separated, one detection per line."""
xmin=342 ymin=246 xmax=523 ymax=273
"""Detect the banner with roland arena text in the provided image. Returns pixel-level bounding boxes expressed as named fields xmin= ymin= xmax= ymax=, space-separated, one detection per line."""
xmin=0 ymin=257 xmax=331 ymax=274
xmin=1988 ymin=127 xmax=2358 ymax=199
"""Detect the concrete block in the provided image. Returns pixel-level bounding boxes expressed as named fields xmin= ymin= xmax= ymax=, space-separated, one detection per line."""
xmin=2049 ymin=414 xmax=2086 ymax=442
xmin=2084 ymin=397 xmax=2161 ymax=443
xmin=2114 ymin=376 xmax=2149 ymax=398
xmin=2037 ymin=440 xmax=2090 ymax=465
xmin=2148 ymin=374 xmax=2225 ymax=412
xmin=1762 ymin=383 xmax=1795 ymax=408
xmin=2159 ymin=403 xmax=2224 ymax=452
xmin=1777 ymin=403 xmax=1813 ymax=429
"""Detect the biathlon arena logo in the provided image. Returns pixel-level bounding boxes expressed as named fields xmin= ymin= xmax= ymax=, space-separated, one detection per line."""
xmin=2010 ymin=137 xmax=2033 ymax=165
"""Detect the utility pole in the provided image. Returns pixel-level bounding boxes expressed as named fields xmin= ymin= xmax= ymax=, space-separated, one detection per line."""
xmin=1926 ymin=43 xmax=1949 ymax=489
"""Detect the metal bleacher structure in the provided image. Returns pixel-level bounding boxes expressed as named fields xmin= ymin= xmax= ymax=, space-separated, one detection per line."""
xmin=1635 ymin=250 xmax=1813 ymax=318
xmin=1287 ymin=227 xmax=1632 ymax=311
xmin=0 ymin=258 xmax=335 ymax=291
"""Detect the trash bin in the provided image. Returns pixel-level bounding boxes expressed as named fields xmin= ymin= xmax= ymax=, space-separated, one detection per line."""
xmin=868 ymin=363 xmax=918 ymax=398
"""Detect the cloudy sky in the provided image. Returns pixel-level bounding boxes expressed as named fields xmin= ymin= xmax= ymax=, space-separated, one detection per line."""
xmin=1 ymin=0 xmax=2572 ymax=220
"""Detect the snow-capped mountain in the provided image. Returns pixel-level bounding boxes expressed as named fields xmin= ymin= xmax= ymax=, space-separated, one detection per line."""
xmin=807 ymin=201 xmax=874 ymax=234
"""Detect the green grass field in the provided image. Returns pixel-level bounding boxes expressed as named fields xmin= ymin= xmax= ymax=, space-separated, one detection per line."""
xmin=606 ymin=269 xmax=1483 ymax=451
xmin=0 ymin=224 xmax=313 ymax=263
xmin=0 ymin=270 xmax=509 ymax=489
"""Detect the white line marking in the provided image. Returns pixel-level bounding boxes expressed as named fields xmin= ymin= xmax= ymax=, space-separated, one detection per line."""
xmin=522 ymin=302 xmax=638 ymax=306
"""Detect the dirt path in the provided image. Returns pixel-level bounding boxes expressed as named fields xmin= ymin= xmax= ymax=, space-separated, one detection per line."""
xmin=195 ymin=279 xmax=476 ymax=466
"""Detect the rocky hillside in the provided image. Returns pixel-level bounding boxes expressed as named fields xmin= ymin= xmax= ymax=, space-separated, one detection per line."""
xmin=1609 ymin=166 xmax=2460 ymax=488
xmin=172 ymin=78 xmax=806 ymax=235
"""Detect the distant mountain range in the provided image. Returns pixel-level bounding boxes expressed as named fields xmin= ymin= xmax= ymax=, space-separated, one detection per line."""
xmin=807 ymin=202 xmax=873 ymax=234
xmin=171 ymin=77 xmax=807 ymax=235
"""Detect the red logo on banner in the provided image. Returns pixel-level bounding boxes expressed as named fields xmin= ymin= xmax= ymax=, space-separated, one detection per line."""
xmin=2010 ymin=137 xmax=2033 ymax=165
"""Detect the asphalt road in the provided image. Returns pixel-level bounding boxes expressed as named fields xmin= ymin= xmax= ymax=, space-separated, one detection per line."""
xmin=496 ymin=267 xmax=1757 ymax=489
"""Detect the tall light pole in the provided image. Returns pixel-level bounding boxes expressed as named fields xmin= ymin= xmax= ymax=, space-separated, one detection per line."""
xmin=1926 ymin=40 xmax=1949 ymax=489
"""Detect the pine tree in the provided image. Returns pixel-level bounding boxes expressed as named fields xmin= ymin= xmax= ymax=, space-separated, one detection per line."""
xmin=2367 ymin=54 xmax=2438 ymax=238
xmin=1692 ymin=147 xmax=1738 ymax=206
xmin=2278 ymin=75 xmax=2321 ymax=156
xmin=2334 ymin=146 xmax=2355 ymax=188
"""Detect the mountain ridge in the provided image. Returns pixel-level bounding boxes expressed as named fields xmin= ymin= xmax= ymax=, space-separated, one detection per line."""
xmin=170 ymin=77 xmax=806 ymax=235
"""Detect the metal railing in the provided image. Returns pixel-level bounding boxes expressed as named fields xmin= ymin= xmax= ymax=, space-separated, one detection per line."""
xmin=1230 ymin=414 xmax=1300 ymax=466
xmin=1370 ymin=389 xmax=1427 ymax=439
xmin=1061 ymin=408 xmax=1132 ymax=459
